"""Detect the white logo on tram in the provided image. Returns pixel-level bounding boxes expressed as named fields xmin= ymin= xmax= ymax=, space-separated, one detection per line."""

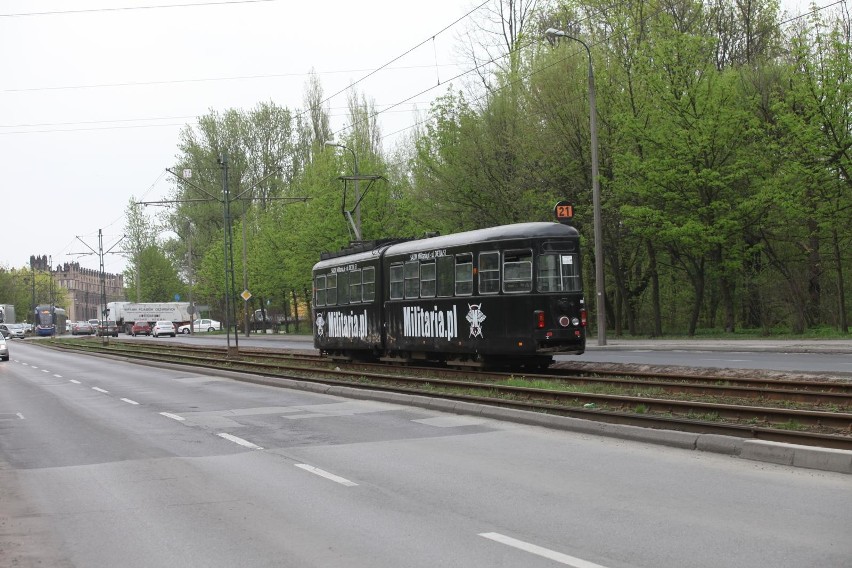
xmin=317 ymin=310 xmax=369 ymax=339
xmin=401 ymin=304 xmax=488 ymax=340
xmin=315 ymin=313 xmax=326 ymax=337
xmin=466 ymin=303 xmax=486 ymax=338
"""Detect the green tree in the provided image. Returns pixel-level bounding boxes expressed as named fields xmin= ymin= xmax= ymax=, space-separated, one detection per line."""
xmin=127 ymin=246 xmax=186 ymax=303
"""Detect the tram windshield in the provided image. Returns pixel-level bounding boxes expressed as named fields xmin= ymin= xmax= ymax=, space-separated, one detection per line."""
xmin=537 ymin=253 xmax=581 ymax=292
xmin=36 ymin=310 xmax=53 ymax=326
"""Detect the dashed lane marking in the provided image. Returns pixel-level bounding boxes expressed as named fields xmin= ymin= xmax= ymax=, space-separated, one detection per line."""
xmin=92 ymin=387 xmax=109 ymax=394
xmin=120 ymin=398 xmax=140 ymax=405
xmin=479 ymin=533 xmax=610 ymax=568
xmin=216 ymin=433 xmax=263 ymax=450
xmin=294 ymin=464 xmax=358 ymax=487
xmin=160 ymin=412 xmax=185 ymax=421
xmin=70 ymin=380 xmax=81 ymax=384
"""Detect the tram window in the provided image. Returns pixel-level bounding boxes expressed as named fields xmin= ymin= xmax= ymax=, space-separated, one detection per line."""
xmin=542 ymin=241 xmax=576 ymax=252
xmin=420 ymin=262 xmax=436 ymax=298
xmin=537 ymin=253 xmax=581 ymax=292
xmin=337 ymin=271 xmax=350 ymax=304
xmin=455 ymin=254 xmax=473 ymax=296
xmin=349 ymin=269 xmax=362 ymax=303
xmin=560 ymin=254 xmax=582 ymax=291
xmin=390 ymin=263 xmax=404 ymax=300
xmin=503 ymin=249 xmax=532 ymax=293
xmin=327 ymin=273 xmax=338 ymax=305
xmin=404 ymin=260 xmax=420 ymax=299
xmin=437 ymin=256 xmax=454 ymax=297
xmin=363 ymin=266 xmax=376 ymax=302
xmin=479 ymin=251 xmax=500 ymax=294
xmin=315 ymin=275 xmax=327 ymax=307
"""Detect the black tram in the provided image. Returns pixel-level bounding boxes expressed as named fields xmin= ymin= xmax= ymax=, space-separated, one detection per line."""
xmin=312 ymin=221 xmax=586 ymax=368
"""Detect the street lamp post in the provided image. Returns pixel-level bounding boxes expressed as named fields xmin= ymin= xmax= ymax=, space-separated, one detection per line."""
xmin=544 ymin=28 xmax=607 ymax=346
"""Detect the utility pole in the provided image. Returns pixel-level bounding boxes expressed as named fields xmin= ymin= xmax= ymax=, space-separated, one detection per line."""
xmin=219 ymin=153 xmax=239 ymax=353
xmin=186 ymin=222 xmax=194 ymax=334
xmin=73 ymin=230 xmax=125 ymax=345
xmin=146 ymin=159 xmax=307 ymax=356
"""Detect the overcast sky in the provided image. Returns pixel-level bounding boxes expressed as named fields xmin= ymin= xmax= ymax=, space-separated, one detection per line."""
xmin=1 ymin=0 xmax=478 ymax=275
xmin=1 ymin=0 xmax=815 ymax=276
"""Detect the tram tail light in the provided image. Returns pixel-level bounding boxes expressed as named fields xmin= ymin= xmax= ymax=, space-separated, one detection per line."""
xmin=580 ymin=309 xmax=588 ymax=327
xmin=534 ymin=310 xmax=545 ymax=329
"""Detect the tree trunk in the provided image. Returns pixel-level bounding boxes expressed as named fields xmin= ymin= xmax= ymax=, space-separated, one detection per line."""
xmin=647 ymin=241 xmax=662 ymax=337
xmin=832 ymin=229 xmax=849 ymax=333
xmin=687 ymin=259 xmax=706 ymax=337
xmin=806 ymin=218 xmax=821 ymax=328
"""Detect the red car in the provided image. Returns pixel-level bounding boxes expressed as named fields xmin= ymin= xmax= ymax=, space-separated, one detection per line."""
xmin=131 ymin=321 xmax=151 ymax=337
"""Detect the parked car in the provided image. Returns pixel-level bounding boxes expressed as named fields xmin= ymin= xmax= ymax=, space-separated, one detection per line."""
xmin=131 ymin=321 xmax=151 ymax=336
xmin=96 ymin=320 xmax=119 ymax=337
xmin=0 ymin=323 xmax=27 ymax=339
xmin=88 ymin=319 xmax=100 ymax=328
xmin=72 ymin=321 xmax=95 ymax=335
xmin=0 ymin=335 xmax=8 ymax=361
xmin=152 ymin=320 xmax=176 ymax=338
xmin=178 ymin=318 xmax=222 ymax=334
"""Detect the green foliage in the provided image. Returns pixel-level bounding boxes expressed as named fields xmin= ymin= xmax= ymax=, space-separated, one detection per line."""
xmin=120 ymin=0 xmax=851 ymax=336
xmin=125 ymin=246 xmax=186 ymax=302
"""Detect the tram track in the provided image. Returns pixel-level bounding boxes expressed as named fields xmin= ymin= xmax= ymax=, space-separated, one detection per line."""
xmin=40 ymin=338 xmax=852 ymax=451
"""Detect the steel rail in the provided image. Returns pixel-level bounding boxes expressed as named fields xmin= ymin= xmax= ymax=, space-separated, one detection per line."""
xmin=43 ymin=339 xmax=852 ymax=449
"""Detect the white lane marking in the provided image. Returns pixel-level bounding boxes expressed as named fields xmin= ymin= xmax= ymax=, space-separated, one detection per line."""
xmin=53 ymin=374 xmax=62 ymax=378
xmin=92 ymin=387 xmax=109 ymax=394
xmin=479 ymin=533 xmax=610 ymax=568
xmin=16 ymin=413 xmax=25 ymax=419
xmin=70 ymin=379 xmax=81 ymax=384
xmin=120 ymin=398 xmax=140 ymax=405
xmin=41 ymin=369 xmax=49 ymax=373
xmin=160 ymin=412 xmax=185 ymax=421
xmin=295 ymin=464 xmax=358 ymax=487
xmin=217 ymin=433 xmax=264 ymax=450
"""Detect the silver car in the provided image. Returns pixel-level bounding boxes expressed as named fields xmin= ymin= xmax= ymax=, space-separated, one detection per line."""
xmin=0 ymin=335 xmax=9 ymax=361
xmin=0 ymin=323 xmax=26 ymax=339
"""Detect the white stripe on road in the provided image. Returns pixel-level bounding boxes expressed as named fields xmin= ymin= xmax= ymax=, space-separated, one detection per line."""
xmin=120 ymin=398 xmax=140 ymax=405
xmin=217 ymin=433 xmax=264 ymax=450
xmin=16 ymin=413 xmax=24 ymax=420
xmin=294 ymin=464 xmax=358 ymax=486
xmin=53 ymin=374 xmax=62 ymax=378
xmin=160 ymin=412 xmax=185 ymax=421
xmin=41 ymin=369 xmax=49 ymax=373
xmin=70 ymin=380 xmax=81 ymax=384
xmin=92 ymin=387 xmax=109 ymax=393
xmin=478 ymin=533 xmax=610 ymax=568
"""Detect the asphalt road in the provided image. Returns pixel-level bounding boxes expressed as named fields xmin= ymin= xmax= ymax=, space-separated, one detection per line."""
xmin=1 ymin=341 xmax=850 ymax=568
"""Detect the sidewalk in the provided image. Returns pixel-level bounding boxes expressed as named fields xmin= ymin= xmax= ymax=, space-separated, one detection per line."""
xmin=585 ymin=338 xmax=852 ymax=354
xmin=248 ymin=332 xmax=852 ymax=354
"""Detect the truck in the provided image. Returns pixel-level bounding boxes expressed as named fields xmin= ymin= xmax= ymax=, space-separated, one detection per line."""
xmin=105 ymin=302 xmax=193 ymax=335
xmin=0 ymin=304 xmax=15 ymax=324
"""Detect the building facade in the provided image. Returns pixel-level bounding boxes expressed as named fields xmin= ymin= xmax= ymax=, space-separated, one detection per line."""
xmin=53 ymin=261 xmax=125 ymax=323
